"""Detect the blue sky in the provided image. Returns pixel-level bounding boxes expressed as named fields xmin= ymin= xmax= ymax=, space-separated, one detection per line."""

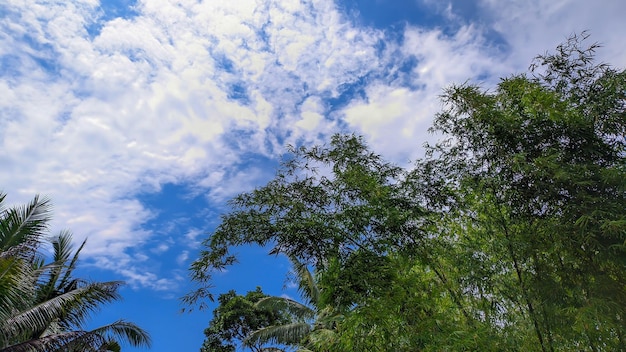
xmin=1 ymin=0 xmax=625 ymax=351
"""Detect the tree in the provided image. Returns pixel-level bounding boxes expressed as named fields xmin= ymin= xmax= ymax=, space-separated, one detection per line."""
xmin=187 ymin=34 xmax=626 ymax=351
xmin=185 ymin=133 xmax=422 ymax=305
xmin=0 ymin=192 xmax=151 ymax=351
xmin=186 ymin=134 xmax=488 ymax=350
xmin=244 ymin=257 xmax=342 ymax=352
xmin=419 ymin=32 xmax=626 ymax=351
xmin=200 ymin=287 xmax=290 ymax=352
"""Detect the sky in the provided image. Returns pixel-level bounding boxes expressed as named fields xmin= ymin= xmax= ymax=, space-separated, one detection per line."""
xmin=1 ymin=0 xmax=625 ymax=351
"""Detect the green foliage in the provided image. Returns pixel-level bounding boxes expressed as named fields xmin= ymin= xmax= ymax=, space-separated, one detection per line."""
xmin=318 ymin=250 xmax=394 ymax=310
xmin=325 ymin=255 xmax=478 ymax=352
xmin=422 ymin=33 xmax=626 ymax=351
xmin=184 ymin=133 xmax=424 ymax=307
xmin=200 ymin=287 xmax=290 ymax=352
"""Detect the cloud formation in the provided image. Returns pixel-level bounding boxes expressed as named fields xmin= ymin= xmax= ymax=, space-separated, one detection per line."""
xmin=1 ymin=0 xmax=624 ymax=290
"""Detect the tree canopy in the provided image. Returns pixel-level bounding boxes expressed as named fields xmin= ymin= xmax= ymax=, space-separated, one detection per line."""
xmin=188 ymin=34 xmax=626 ymax=351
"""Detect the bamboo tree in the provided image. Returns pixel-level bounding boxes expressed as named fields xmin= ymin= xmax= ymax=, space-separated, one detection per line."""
xmin=422 ymin=33 xmax=626 ymax=350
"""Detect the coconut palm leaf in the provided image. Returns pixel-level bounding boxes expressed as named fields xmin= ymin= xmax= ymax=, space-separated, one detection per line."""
xmin=0 ymin=256 xmax=37 ymax=338
xmin=289 ymin=257 xmax=320 ymax=309
xmin=98 ymin=340 xmax=121 ymax=352
xmin=0 ymin=330 xmax=93 ymax=352
xmin=0 ymin=319 xmax=151 ymax=352
xmin=245 ymin=322 xmax=311 ymax=346
xmin=0 ymin=195 xmax=51 ymax=255
xmin=84 ymin=320 xmax=151 ymax=349
xmin=55 ymin=233 xmax=86 ymax=292
xmin=255 ymin=296 xmax=315 ymax=321
xmin=46 ymin=281 xmax=123 ymax=330
xmin=2 ymin=287 xmax=151 ymax=351
xmin=1 ymin=281 xmax=120 ymax=343
xmin=36 ymin=232 xmax=88 ymax=308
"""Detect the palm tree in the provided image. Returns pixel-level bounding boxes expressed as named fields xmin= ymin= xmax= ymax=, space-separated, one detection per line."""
xmin=0 ymin=193 xmax=55 ymax=348
xmin=0 ymin=192 xmax=151 ymax=351
xmin=244 ymin=257 xmax=340 ymax=351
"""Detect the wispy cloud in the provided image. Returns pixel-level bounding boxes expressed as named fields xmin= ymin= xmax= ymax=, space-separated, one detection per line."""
xmin=1 ymin=0 xmax=624 ymax=290
xmin=176 ymin=250 xmax=189 ymax=266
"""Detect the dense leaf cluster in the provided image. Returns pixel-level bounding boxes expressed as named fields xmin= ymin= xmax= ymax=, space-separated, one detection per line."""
xmin=200 ymin=287 xmax=293 ymax=352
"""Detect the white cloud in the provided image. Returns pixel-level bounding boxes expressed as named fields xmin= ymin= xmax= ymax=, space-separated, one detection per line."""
xmin=342 ymin=1 xmax=626 ymax=162
xmin=344 ymin=86 xmax=435 ymax=161
xmin=343 ymin=25 xmax=508 ymax=161
xmin=152 ymin=243 xmax=169 ymax=254
xmin=294 ymin=96 xmax=336 ymax=140
xmin=183 ymin=228 xmax=204 ymax=249
xmin=204 ymin=165 xmax=274 ymax=202
xmin=176 ymin=250 xmax=189 ymax=265
xmin=477 ymin=0 xmax=626 ymax=69
xmin=1 ymin=0 xmax=624 ymax=290
xmin=91 ymin=256 xmax=180 ymax=291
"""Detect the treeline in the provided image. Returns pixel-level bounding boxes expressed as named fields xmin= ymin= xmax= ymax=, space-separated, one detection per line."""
xmin=188 ymin=34 xmax=626 ymax=351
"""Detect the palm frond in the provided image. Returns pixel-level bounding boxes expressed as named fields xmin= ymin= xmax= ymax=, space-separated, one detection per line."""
xmin=37 ymin=232 xmax=85 ymax=302
xmin=3 ymin=328 xmax=135 ymax=352
xmin=86 ymin=320 xmax=151 ymax=348
xmin=245 ymin=322 xmax=311 ymax=346
xmin=255 ymin=296 xmax=315 ymax=321
xmin=58 ymin=234 xmax=86 ymax=291
xmin=0 ymin=192 xmax=7 ymax=214
xmin=51 ymin=231 xmax=75 ymax=263
xmin=0 ymin=195 xmax=52 ymax=255
xmin=97 ymin=340 xmax=121 ymax=352
xmin=53 ymin=281 xmax=123 ymax=329
xmin=0 ymin=330 xmax=95 ymax=352
xmin=0 ymin=193 xmax=150 ymax=351
xmin=287 ymin=256 xmax=320 ymax=308
xmin=0 ymin=256 xmax=38 ymax=340
xmin=1 ymin=281 xmax=123 ymax=342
